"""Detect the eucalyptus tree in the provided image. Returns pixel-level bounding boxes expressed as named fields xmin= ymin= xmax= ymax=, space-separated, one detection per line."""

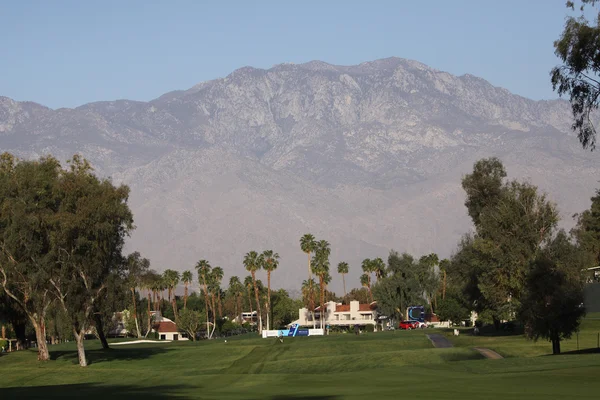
xmin=261 ymin=250 xmax=280 ymax=330
xmin=243 ymin=251 xmax=263 ymax=332
xmin=337 ymin=262 xmax=349 ymax=299
xmin=551 ymin=0 xmax=600 ymax=150
xmin=460 ymin=158 xmax=560 ymax=327
xmin=49 ymin=155 xmax=133 ymax=367
xmin=181 ymin=270 xmax=193 ymax=309
xmin=0 ymin=154 xmax=62 ymax=361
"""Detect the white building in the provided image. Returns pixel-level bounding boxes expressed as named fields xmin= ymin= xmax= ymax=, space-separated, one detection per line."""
xmin=152 ymin=314 xmax=188 ymax=341
xmin=290 ymin=300 xmax=378 ymax=328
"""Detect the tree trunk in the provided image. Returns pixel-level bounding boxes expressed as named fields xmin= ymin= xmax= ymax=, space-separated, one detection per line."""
xmin=493 ymin=317 xmax=501 ymax=331
xmin=73 ymin=329 xmax=88 ymax=367
xmin=131 ymin=288 xmax=141 ymax=338
xmin=267 ymin=271 xmax=272 ymax=331
xmin=210 ymin=293 xmax=216 ymax=339
xmin=12 ymin=320 xmax=26 ymax=349
xmin=201 ymin=276 xmax=211 ymax=337
xmin=31 ymin=316 xmax=50 ymax=361
xmin=94 ymin=313 xmax=110 ymax=349
xmin=217 ymin=291 xmax=222 ymax=318
xmin=442 ymin=270 xmax=447 ymax=300
xmin=147 ymin=291 xmax=152 ymax=336
xmin=343 ymin=274 xmax=347 ymax=299
xmin=552 ymin=335 xmax=561 ymax=355
xmin=251 ymin=272 xmax=262 ymax=333
xmin=237 ymin=295 xmax=242 ymax=325
xmin=184 ymin=284 xmax=188 ymax=309
xmin=319 ymin=276 xmax=325 ymax=330
xmin=247 ymin=292 xmax=254 ymax=329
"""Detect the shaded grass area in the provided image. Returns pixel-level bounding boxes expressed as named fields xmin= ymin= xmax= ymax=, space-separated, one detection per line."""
xmin=0 ymin=330 xmax=599 ymax=399
xmin=445 ymin=313 xmax=600 ymax=357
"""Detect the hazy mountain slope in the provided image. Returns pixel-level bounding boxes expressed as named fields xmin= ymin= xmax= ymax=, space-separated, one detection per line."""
xmin=1 ymin=57 xmax=598 ymax=292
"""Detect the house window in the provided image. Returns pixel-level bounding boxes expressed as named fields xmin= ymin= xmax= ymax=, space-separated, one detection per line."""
xmin=160 ymin=334 xmax=166 ymax=340
xmin=173 ymin=334 xmax=178 ymax=341
xmin=345 ymin=314 xmax=350 ymax=320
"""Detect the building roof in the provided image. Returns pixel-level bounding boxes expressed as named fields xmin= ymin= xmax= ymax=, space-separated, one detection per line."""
xmin=156 ymin=321 xmax=178 ymax=333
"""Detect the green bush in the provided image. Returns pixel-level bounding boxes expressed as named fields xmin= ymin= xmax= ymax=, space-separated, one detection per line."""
xmin=364 ymin=324 xmax=375 ymax=332
xmin=0 ymin=339 xmax=7 ymax=351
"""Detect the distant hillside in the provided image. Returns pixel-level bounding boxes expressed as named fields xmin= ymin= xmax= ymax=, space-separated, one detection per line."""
xmin=1 ymin=57 xmax=597 ymax=293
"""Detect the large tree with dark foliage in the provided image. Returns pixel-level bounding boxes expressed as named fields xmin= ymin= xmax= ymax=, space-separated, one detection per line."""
xmin=520 ymin=230 xmax=587 ymax=354
xmin=49 ymin=155 xmax=133 ymax=366
xmin=0 ymin=154 xmax=62 ymax=361
xmin=456 ymin=158 xmax=559 ymax=328
xmin=552 ymin=0 xmax=600 ymax=149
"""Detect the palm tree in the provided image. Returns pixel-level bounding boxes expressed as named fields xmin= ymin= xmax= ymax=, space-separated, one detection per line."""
xmin=228 ymin=276 xmax=243 ymax=323
xmin=142 ymin=270 xmax=159 ymax=336
xmin=150 ymin=273 xmax=161 ymax=312
xmin=301 ymin=279 xmax=317 ymax=322
xmin=261 ymin=250 xmax=280 ymax=330
xmin=163 ymin=269 xmax=180 ymax=318
xmin=181 ymin=270 xmax=193 ymax=309
xmin=206 ymin=271 xmax=219 ymax=339
xmin=360 ymin=273 xmax=373 ymax=302
xmin=361 ymin=258 xmax=374 ymax=302
xmin=195 ymin=260 xmax=212 ymax=338
xmin=243 ymin=251 xmax=263 ymax=333
xmin=300 ymin=234 xmax=317 ymax=327
xmin=337 ymin=262 xmax=349 ymax=299
xmin=300 ymin=234 xmax=316 ymax=280
xmin=126 ymin=252 xmax=150 ymax=338
xmin=372 ymin=258 xmax=386 ymax=281
xmin=243 ymin=275 xmax=255 ymax=327
xmin=211 ymin=266 xmax=224 ymax=318
xmin=156 ymin=276 xmax=167 ymax=313
xmin=312 ymin=240 xmax=331 ymax=329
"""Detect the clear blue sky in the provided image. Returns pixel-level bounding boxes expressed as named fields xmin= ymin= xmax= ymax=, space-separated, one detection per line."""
xmin=0 ymin=0 xmax=580 ymax=109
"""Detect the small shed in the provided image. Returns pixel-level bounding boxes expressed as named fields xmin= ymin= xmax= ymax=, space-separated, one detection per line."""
xmin=156 ymin=320 xmax=180 ymax=341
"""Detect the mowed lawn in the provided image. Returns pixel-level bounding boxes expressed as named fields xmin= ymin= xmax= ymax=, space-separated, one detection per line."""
xmin=0 ymin=325 xmax=599 ymax=399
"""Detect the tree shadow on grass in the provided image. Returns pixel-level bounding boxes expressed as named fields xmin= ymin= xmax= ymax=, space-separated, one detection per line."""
xmin=544 ymin=347 xmax=600 ymax=356
xmin=268 ymin=396 xmax=340 ymax=400
xmin=0 ymin=383 xmax=193 ymax=400
xmin=50 ymin=346 xmax=171 ymax=365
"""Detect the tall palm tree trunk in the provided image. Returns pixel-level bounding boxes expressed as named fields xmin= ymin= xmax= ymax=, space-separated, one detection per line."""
xmin=184 ymin=283 xmax=188 ymax=309
xmin=319 ymin=276 xmax=325 ymax=330
xmin=342 ymin=273 xmax=347 ymax=299
xmin=247 ymin=290 xmax=254 ymax=327
xmin=251 ymin=272 xmax=263 ymax=333
xmin=210 ymin=293 xmax=217 ymax=338
xmin=201 ymin=277 xmax=211 ymax=339
xmin=267 ymin=271 xmax=272 ymax=331
xmin=217 ymin=292 xmax=222 ymax=318
xmin=146 ymin=290 xmax=152 ymax=337
xmin=237 ymin=294 xmax=242 ymax=324
xmin=130 ymin=288 xmax=141 ymax=338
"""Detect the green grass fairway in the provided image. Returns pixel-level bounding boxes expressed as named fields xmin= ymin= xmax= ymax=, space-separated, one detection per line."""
xmin=1 ymin=328 xmax=599 ymax=399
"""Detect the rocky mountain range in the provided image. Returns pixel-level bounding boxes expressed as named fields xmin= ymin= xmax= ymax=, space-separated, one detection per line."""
xmin=1 ymin=57 xmax=598 ymax=294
